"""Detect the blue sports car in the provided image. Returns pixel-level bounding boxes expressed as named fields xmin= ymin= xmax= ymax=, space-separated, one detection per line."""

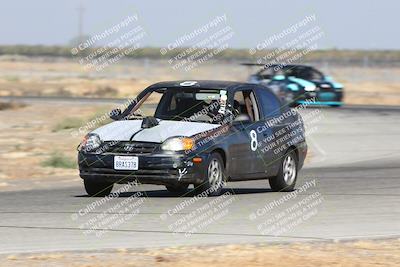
xmin=244 ymin=64 xmax=344 ymax=107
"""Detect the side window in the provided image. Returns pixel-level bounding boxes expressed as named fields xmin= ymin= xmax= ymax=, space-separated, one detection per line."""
xmin=232 ymin=89 xmax=260 ymax=122
xmin=256 ymin=88 xmax=281 ymax=118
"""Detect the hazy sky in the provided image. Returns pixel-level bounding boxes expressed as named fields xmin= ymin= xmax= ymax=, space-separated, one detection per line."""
xmin=1 ymin=0 xmax=398 ymax=49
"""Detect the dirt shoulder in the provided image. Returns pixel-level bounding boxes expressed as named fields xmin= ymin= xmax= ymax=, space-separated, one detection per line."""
xmin=2 ymin=239 xmax=399 ymax=267
xmin=0 ymin=101 xmax=115 ymax=190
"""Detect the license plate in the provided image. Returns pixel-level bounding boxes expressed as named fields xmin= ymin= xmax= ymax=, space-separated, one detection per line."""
xmin=114 ymin=156 xmax=139 ymax=170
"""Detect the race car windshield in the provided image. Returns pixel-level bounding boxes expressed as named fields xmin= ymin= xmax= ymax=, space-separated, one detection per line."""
xmin=128 ymin=87 xmax=226 ymax=124
xmin=284 ymin=67 xmax=324 ymax=81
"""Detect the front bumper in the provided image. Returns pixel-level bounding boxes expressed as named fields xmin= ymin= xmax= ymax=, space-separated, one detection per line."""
xmin=295 ymin=90 xmax=343 ymax=106
xmin=78 ymin=152 xmax=207 ymax=186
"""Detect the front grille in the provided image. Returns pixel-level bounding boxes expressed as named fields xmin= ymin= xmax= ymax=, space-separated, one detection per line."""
xmin=101 ymin=141 xmax=159 ymax=154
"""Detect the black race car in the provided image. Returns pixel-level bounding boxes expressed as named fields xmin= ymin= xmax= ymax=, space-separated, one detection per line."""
xmin=78 ymin=81 xmax=307 ymax=196
xmin=244 ymin=64 xmax=344 ymax=107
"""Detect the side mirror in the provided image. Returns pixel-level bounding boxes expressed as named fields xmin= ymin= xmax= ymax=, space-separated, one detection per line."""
xmin=109 ymin=108 xmax=122 ymax=120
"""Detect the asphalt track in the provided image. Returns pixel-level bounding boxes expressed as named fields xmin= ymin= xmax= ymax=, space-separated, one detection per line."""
xmin=0 ymin=96 xmax=399 ymax=254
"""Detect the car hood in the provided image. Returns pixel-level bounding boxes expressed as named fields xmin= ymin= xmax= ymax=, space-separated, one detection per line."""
xmin=290 ymin=78 xmax=343 ymax=90
xmin=287 ymin=77 xmax=316 ymax=88
xmin=91 ymin=119 xmax=220 ymax=143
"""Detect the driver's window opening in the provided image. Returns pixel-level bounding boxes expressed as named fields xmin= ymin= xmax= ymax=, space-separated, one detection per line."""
xmin=286 ymin=67 xmax=323 ymax=81
xmin=233 ymin=90 xmax=260 ymax=122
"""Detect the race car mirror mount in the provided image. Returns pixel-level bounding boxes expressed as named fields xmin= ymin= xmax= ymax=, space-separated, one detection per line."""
xmin=141 ymin=116 xmax=159 ymax=129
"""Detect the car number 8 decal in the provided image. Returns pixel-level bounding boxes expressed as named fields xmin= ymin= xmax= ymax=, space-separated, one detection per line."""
xmin=250 ymin=130 xmax=258 ymax=151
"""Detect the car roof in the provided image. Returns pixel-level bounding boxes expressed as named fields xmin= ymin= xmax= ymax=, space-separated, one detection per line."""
xmin=261 ymin=64 xmax=315 ymax=71
xmin=265 ymin=64 xmax=315 ymax=70
xmin=242 ymin=63 xmax=315 ymax=69
xmin=255 ymin=64 xmax=321 ymax=76
xmin=147 ymin=80 xmax=255 ymax=91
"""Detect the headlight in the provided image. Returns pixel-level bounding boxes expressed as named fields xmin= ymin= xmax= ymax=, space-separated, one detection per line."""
xmin=78 ymin=133 xmax=102 ymax=152
xmin=161 ymin=137 xmax=194 ymax=151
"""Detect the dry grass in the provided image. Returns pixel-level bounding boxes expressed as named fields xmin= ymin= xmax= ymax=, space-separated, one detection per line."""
xmin=0 ymin=102 xmax=114 ymax=181
xmin=1 ymin=239 xmax=399 ymax=267
xmin=52 ymin=117 xmax=84 ymax=132
xmin=0 ymin=101 xmax=26 ymax=111
xmin=41 ymin=151 xmax=76 ymax=169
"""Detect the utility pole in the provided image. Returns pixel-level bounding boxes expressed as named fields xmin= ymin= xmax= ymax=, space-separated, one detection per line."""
xmin=77 ymin=1 xmax=85 ymax=44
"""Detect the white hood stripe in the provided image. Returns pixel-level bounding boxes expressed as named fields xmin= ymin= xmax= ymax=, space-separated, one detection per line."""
xmin=92 ymin=120 xmax=220 ymax=143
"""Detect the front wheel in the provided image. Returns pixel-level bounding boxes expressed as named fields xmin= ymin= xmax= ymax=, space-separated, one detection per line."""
xmin=84 ymin=179 xmax=114 ymax=197
xmin=195 ymin=153 xmax=225 ymax=196
xmin=269 ymin=149 xmax=298 ymax=192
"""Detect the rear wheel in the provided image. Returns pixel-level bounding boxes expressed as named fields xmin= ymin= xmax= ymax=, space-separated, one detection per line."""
xmin=269 ymin=149 xmax=298 ymax=192
xmin=165 ymin=184 xmax=189 ymax=195
xmin=84 ymin=179 xmax=114 ymax=197
xmin=195 ymin=153 xmax=225 ymax=196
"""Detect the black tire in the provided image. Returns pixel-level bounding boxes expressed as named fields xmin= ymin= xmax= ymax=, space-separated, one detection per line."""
xmin=269 ymin=149 xmax=298 ymax=192
xmin=195 ymin=153 xmax=225 ymax=196
xmin=165 ymin=184 xmax=189 ymax=195
xmin=84 ymin=179 xmax=114 ymax=197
